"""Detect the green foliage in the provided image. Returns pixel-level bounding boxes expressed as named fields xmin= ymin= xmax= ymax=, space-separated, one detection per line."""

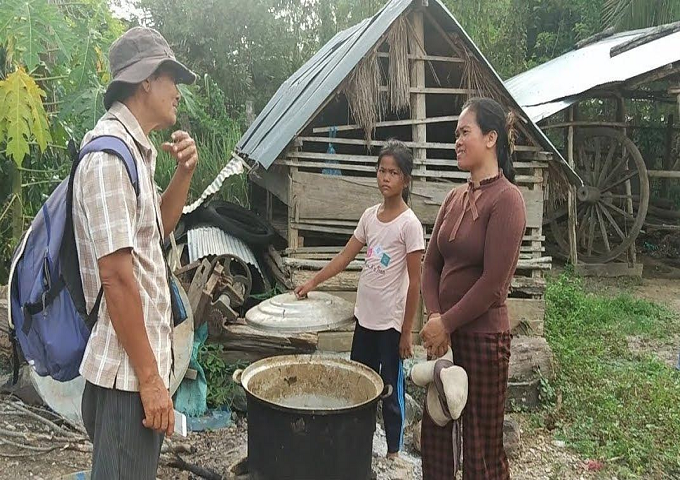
xmin=0 ymin=67 xmax=50 ymax=165
xmin=153 ymin=75 xmax=247 ymax=206
xmin=603 ymin=0 xmax=680 ymax=30
xmin=198 ymin=343 xmax=248 ymax=410
xmin=0 ymin=0 xmax=72 ymax=70
xmin=544 ymin=273 xmax=680 ymax=477
xmin=0 ymin=0 xmax=123 ymax=283
xmin=57 ymin=0 xmax=125 ymax=139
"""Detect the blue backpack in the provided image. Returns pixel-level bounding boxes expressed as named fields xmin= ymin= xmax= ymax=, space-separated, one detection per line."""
xmin=7 ymin=136 xmax=139 ymax=383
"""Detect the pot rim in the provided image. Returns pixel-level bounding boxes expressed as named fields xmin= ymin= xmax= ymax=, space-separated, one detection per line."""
xmin=236 ymin=354 xmax=385 ymax=415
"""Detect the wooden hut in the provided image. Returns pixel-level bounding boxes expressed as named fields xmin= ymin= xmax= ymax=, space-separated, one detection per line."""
xmin=228 ymin=0 xmax=579 ymax=405
xmin=507 ymin=22 xmax=680 ymax=276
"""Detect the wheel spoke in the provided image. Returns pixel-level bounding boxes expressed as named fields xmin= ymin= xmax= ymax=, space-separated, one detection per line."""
xmin=597 ymin=141 xmax=617 ymax=186
xmin=601 ymin=148 xmax=628 ymax=188
xmin=608 ymin=194 xmax=639 ymax=201
xmin=595 ymin=204 xmax=611 ymax=252
xmin=593 ymin=138 xmax=602 ymax=185
xmin=604 ymin=201 xmax=636 ymax=222
xmin=599 ymin=202 xmax=627 ymax=241
xmin=579 ymin=144 xmax=592 ymax=185
xmin=587 ymin=206 xmax=597 ymax=256
xmin=602 ymin=169 xmax=638 ymax=193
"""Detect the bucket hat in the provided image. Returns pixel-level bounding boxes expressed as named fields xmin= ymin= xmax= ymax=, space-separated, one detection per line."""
xmin=104 ymin=27 xmax=196 ymax=109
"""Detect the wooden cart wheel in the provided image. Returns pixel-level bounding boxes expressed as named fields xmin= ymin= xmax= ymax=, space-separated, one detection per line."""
xmin=550 ymin=127 xmax=649 ymax=264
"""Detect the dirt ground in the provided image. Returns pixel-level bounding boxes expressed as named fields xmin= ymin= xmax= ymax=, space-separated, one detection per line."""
xmin=1 ymin=258 xmax=678 ymax=480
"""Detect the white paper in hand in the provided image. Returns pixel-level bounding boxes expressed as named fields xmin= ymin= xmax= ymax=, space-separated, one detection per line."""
xmin=174 ymin=410 xmax=187 ymax=437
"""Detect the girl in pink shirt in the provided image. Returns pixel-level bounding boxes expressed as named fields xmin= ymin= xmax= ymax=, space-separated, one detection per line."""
xmin=295 ymin=139 xmax=425 ymax=458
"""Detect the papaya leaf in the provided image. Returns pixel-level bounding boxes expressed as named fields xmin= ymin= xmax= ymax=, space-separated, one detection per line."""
xmin=70 ymin=27 xmax=104 ymax=90
xmin=58 ymin=83 xmax=106 ymax=139
xmin=0 ymin=68 xmax=51 ymax=166
xmin=0 ymin=0 xmax=72 ymax=70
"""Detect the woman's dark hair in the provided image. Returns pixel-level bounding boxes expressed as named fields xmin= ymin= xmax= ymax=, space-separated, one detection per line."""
xmin=377 ymin=139 xmax=414 ymax=203
xmin=462 ymin=97 xmax=517 ymax=184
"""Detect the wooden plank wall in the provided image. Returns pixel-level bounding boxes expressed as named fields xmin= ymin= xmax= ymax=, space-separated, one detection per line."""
xmin=266 ymin=8 xmax=551 ymax=352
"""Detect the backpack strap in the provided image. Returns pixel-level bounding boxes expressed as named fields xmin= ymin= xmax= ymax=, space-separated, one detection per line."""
xmin=78 ymin=136 xmax=140 ymax=196
xmin=23 ymin=137 xmax=140 ymax=326
xmin=78 ymin=135 xmax=141 ymax=325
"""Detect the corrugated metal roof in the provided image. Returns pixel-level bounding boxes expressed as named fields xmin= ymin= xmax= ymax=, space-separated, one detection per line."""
xmin=235 ymin=0 xmax=582 ymax=186
xmin=506 ymin=26 xmax=680 ymax=122
xmin=187 ymin=226 xmax=263 ymax=276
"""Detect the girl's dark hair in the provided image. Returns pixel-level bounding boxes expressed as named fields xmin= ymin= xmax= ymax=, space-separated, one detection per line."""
xmin=462 ymin=97 xmax=517 ymax=184
xmin=377 ymin=139 xmax=414 ymax=203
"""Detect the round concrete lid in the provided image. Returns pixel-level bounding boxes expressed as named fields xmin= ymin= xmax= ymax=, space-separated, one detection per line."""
xmin=245 ymin=292 xmax=354 ymax=333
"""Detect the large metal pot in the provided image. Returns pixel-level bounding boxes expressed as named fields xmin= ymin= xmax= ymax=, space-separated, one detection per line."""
xmin=233 ymin=355 xmax=391 ymax=480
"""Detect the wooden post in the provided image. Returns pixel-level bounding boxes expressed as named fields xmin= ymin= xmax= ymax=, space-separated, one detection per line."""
xmin=266 ymin=190 xmax=273 ymax=222
xmin=567 ymin=106 xmax=578 ymax=265
xmin=532 ymin=166 xmax=544 ymax=281
xmin=288 ymin=140 xmax=302 ymax=250
xmin=617 ymin=96 xmax=636 ymax=266
xmin=662 ymin=114 xmax=675 ymax=198
xmin=409 ymin=10 xmax=427 ymax=180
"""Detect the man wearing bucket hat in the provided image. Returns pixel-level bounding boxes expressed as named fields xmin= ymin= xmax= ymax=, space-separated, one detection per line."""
xmin=73 ymin=27 xmax=197 ymax=478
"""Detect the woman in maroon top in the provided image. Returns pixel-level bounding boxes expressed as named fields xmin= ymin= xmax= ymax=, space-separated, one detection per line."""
xmin=419 ymin=98 xmax=526 ymax=480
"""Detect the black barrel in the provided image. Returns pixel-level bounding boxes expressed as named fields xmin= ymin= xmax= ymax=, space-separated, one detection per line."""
xmin=233 ymin=355 xmax=390 ymax=480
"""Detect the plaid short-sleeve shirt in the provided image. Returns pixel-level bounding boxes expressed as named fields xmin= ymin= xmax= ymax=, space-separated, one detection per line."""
xmin=73 ymin=102 xmax=172 ymax=392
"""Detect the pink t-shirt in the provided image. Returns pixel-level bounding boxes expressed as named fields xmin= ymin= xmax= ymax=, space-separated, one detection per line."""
xmin=353 ymin=205 xmax=425 ymax=332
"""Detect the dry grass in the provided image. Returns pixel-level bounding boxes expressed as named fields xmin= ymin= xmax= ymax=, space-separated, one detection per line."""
xmin=387 ymin=16 xmax=410 ymax=114
xmin=344 ymin=49 xmax=386 ymax=147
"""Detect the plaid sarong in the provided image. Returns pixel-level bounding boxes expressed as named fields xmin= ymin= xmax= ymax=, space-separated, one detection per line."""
xmin=421 ymin=330 xmax=511 ymax=480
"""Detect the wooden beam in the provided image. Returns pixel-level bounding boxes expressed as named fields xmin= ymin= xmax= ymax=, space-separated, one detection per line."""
xmin=575 ymin=27 xmax=615 ymax=49
xmin=542 ymin=121 xmax=628 ymax=130
xmin=284 ymin=160 xmax=543 ymax=183
xmin=589 ymin=89 xmax=678 ymax=102
xmin=422 ymin=8 xmax=464 ymax=63
xmin=624 ymin=63 xmax=680 ymax=89
xmin=376 ymin=52 xmax=463 ymax=63
xmin=312 ymin=115 xmax=459 ymax=133
xmin=297 ymin=136 xmax=457 ymax=150
xmin=514 ymin=145 xmax=543 ymax=152
xmin=287 ymin=237 xmax=546 ymax=254
xmin=648 ymin=170 xmax=680 ymax=178
xmin=610 ymin=21 xmax=680 ymax=57
xmin=378 ymin=86 xmax=475 ymax=95
xmin=284 ymin=256 xmax=551 ymax=272
xmin=287 ymin=151 xmax=547 ymax=169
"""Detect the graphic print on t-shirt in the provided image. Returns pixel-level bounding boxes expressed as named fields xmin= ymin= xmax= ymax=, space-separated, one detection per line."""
xmin=366 ymin=245 xmax=392 ymax=273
